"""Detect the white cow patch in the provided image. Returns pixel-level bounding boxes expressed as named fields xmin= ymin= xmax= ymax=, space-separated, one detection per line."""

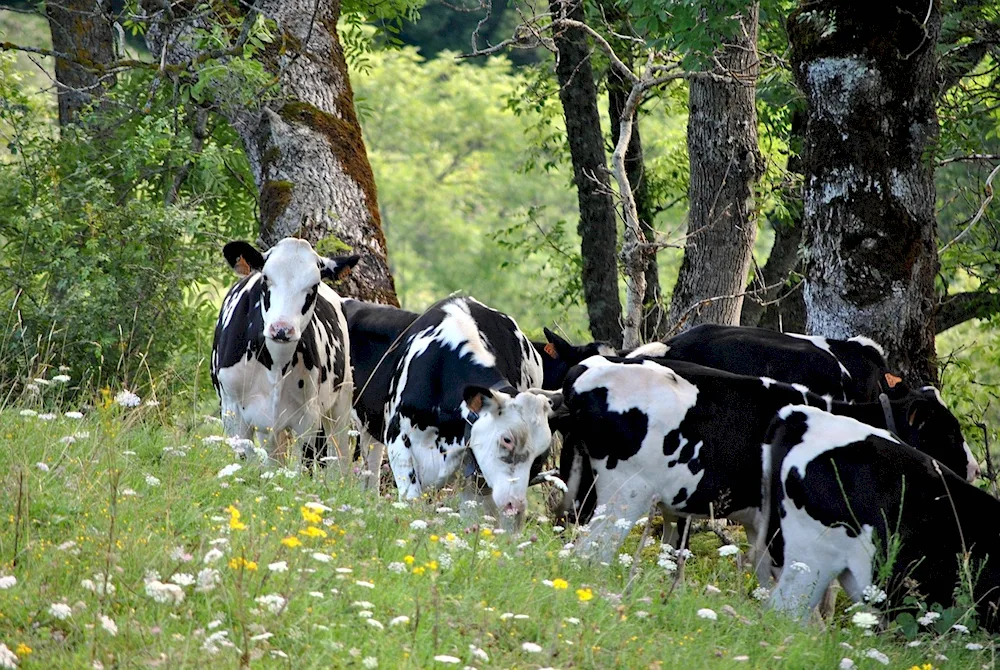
xmin=626 ymin=342 xmax=670 ymax=358
xmin=847 ymin=335 xmax=885 ymax=357
xmin=437 ymin=301 xmax=497 ymax=368
xmin=787 ymin=332 xmax=852 ymax=378
xmin=779 ymin=406 xmax=900 ymax=480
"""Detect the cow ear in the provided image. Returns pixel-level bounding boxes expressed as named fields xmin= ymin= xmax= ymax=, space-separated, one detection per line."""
xmin=884 ymin=372 xmax=903 ymax=389
xmin=463 ymin=385 xmax=504 ymax=418
xmin=544 ymin=327 xmax=580 ymax=360
xmin=528 ymin=388 xmax=563 ymax=417
xmin=907 ymin=398 xmax=932 ymax=430
xmin=320 ymin=254 xmax=361 ymax=282
xmin=223 ymin=241 xmax=265 ymax=277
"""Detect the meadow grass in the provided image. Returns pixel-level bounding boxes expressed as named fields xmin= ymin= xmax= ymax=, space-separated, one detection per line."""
xmin=0 ymin=386 xmax=995 ymax=669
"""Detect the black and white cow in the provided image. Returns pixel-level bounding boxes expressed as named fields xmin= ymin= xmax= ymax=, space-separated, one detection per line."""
xmin=552 ymin=356 xmax=976 ymax=561
xmin=344 ymin=297 xmax=559 ymax=526
xmin=762 ymin=406 xmax=1000 ymax=631
xmin=542 ymin=324 xmax=905 ymax=404
xmin=211 ymin=238 xmax=359 ymax=468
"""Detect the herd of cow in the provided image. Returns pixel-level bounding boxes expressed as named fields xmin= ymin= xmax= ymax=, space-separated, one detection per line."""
xmin=210 ymin=238 xmax=999 ymax=631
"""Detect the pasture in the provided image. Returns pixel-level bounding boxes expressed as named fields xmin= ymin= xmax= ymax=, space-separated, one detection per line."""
xmin=0 ymin=389 xmax=994 ymax=668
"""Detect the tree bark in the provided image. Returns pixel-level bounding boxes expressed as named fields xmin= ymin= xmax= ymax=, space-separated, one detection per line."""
xmin=45 ymin=0 xmax=117 ymax=126
xmin=549 ymin=0 xmax=623 ymax=346
xmin=789 ymin=1 xmax=941 ymax=383
xmin=143 ymin=0 xmax=398 ymax=305
xmin=608 ymin=66 xmax=664 ymax=340
xmin=668 ymin=4 xmax=762 ymax=331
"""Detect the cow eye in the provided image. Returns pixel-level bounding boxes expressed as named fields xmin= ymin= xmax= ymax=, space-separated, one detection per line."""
xmin=501 ymin=435 xmax=514 ymax=446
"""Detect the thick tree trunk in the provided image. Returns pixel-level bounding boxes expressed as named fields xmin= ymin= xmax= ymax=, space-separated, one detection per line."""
xmin=46 ymin=0 xmax=117 ymax=126
xmin=144 ymin=0 xmax=398 ymax=305
xmin=668 ymin=4 xmax=762 ymax=331
xmin=608 ymin=69 xmax=664 ymax=340
xmin=549 ymin=0 xmax=623 ymax=346
xmin=789 ymin=1 xmax=941 ymax=383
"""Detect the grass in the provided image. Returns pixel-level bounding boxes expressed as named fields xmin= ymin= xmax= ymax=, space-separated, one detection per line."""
xmin=0 ymin=383 xmax=995 ymax=669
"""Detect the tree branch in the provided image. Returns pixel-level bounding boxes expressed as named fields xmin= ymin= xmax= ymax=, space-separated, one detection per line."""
xmin=936 ymin=291 xmax=1000 ymax=332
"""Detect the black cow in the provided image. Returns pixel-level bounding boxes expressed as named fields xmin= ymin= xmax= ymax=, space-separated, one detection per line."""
xmin=553 ymin=356 xmax=975 ymax=562
xmin=762 ymin=406 xmax=1000 ymax=631
xmin=211 ymin=238 xmax=359 ymax=468
xmin=344 ymin=297 xmax=559 ymax=527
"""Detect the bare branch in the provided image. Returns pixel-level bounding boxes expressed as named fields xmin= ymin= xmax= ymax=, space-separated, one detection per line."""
xmin=938 ymin=161 xmax=1000 ymax=254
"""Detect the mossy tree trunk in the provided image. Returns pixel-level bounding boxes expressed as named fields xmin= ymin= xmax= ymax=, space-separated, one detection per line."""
xmin=143 ymin=0 xmax=398 ymax=305
xmin=549 ymin=0 xmax=623 ymax=347
xmin=668 ymin=4 xmax=763 ymax=331
xmin=789 ymin=1 xmax=941 ymax=383
xmin=46 ymin=0 xmax=117 ymax=126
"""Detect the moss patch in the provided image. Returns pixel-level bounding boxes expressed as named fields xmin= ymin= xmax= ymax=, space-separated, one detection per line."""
xmin=315 ymin=235 xmax=352 ymax=256
xmin=260 ymin=180 xmax=294 ymax=231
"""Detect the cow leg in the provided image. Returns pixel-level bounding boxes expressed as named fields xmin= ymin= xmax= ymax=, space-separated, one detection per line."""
xmin=359 ymin=429 xmax=386 ymax=493
xmin=325 ymin=385 xmax=355 ymax=478
xmin=301 ymin=426 xmax=326 ymax=472
xmin=575 ymin=484 xmax=655 ymax=563
xmin=767 ymin=529 xmax=842 ymax=622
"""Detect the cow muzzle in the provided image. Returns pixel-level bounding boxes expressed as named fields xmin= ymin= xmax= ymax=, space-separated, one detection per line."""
xmin=268 ymin=322 xmax=297 ymax=343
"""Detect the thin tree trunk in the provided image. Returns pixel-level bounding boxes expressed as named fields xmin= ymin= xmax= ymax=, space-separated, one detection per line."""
xmin=46 ymin=0 xmax=117 ymax=126
xmin=789 ymin=0 xmax=941 ymax=383
xmin=143 ymin=0 xmax=399 ymax=305
xmin=549 ymin=0 xmax=623 ymax=346
xmin=668 ymin=4 xmax=762 ymax=331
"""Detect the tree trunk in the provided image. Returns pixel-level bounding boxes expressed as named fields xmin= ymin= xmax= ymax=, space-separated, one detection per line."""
xmin=549 ymin=0 xmax=623 ymax=346
xmin=668 ymin=4 xmax=762 ymax=332
xmin=789 ymin=1 xmax=941 ymax=383
xmin=143 ymin=1 xmax=398 ymax=305
xmin=608 ymin=67 xmax=664 ymax=341
xmin=46 ymin=0 xmax=117 ymax=126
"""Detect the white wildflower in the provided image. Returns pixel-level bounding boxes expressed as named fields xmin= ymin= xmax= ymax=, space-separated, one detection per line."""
xmin=49 ymin=602 xmax=73 ymax=620
xmin=389 ymin=615 xmax=410 ymax=627
xmin=64 ymin=411 xmax=83 ymax=419
xmin=392 ymin=502 xmax=408 ymax=509
xmin=204 ymin=548 xmax=225 ymax=564
xmin=309 ymin=591 xmax=324 ymax=598
xmin=696 ymin=608 xmax=717 ymax=621
xmin=522 ymin=642 xmax=542 ymax=653
xmin=268 ymin=561 xmax=288 ymax=573
xmin=839 ymin=659 xmax=855 ymax=670
xmin=0 ymin=576 xmax=16 ymax=589
xmin=52 ymin=374 xmax=71 ymax=383
xmin=311 ymin=553 xmax=332 ymax=563
xmin=410 ymin=519 xmax=428 ymax=530
xmin=335 ymin=567 xmax=352 ymax=574
xmin=388 ymin=561 xmax=406 ymax=574
xmin=863 ymin=649 xmax=889 ymax=665
xmin=144 ymin=474 xmax=161 ymax=487
xmin=614 ymin=518 xmax=633 ymax=530
xmin=36 ymin=462 xmax=50 ymax=472
xmin=362 ymin=658 xmax=378 ymax=669
xmin=145 ymin=400 xmax=160 ymax=407
xmin=952 ymin=623 xmax=969 ymax=633
xmin=851 ymin=612 xmax=879 ymax=629
xmin=862 ymin=585 xmax=887 ymax=604
xmin=717 ymin=544 xmax=740 ymax=557
xmin=564 ymin=617 xmax=581 ymax=625
xmin=789 ymin=561 xmax=811 ymax=573
xmin=100 ymin=615 xmax=118 ymax=636
xmin=433 ymin=656 xmax=461 ymax=664
xmin=365 ymin=618 xmax=384 ymax=631
xmin=351 ymin=601 xmax=375 ymax=609
xmin=57 ymin=541 xmax=77 ymax=551
xmin=202 ymin=630 xmax=234 ymax=654
xmin=59 ymin=436 xmax=76 ymax=445
xmin=170 ymin=573 xmax=195 ymax=587
xmin=120 ymin=488 xmax=137 ymax=497
xmin=470 ymin=645 xmax=489 ymax=662
xmin=33 ymin=378 xmax=51 ymax=386
xmin=752 ymin=587 xmax=770 ymax=601
xmin=356 ymin=580 xmax=375 ymax=589
xmin=38 ymin=413 xmax=56 ymax=420
xmin=618 ymin=553 xmax=633 ymax=567
xmin=917 ymin=611 xmax=941 ymax=626
xmin=114 ymin=390 xmax=141 ymax=408
xmin=705 ymin=585 xmax=721 ymax=595
xmin=145 ymin=581 xmax=185 ymax=604
xmin=906 ymin=640 xmax=922 ymax=648
xmin=255 ymin=594 xmax=286 ymax=614
xmin=250 ymin=632 xmax=273 ymax=642
xmin=19 ymin=409 xmax=37 ymax=417
xmin=217 ymin=463 xmax=242 ymax=478
xmin=966 ymin=643 xmax=984 ymax=651
xmin=357 ymin=610 xmax=373 ymax=618
xmin=169 ymin=546 xmax=192 ymax=562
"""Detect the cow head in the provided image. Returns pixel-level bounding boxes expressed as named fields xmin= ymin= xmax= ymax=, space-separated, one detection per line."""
xmin=223 ymin=239 xmax=359 ymax=346
xmin=535 ymin=328 xmax=615 ymax=390
xmin=462 ymin=385 xmax=562 ymax=530
xmin=893 ymin=386 xmax=979 ymax=482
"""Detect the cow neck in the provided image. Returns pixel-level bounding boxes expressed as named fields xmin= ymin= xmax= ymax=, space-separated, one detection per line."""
xmin=264 ymin=338 xmax=299 ymax=381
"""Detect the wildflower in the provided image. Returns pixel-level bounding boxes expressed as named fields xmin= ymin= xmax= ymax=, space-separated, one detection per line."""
xmin=788 ymin=561 xmax=811 ymax=573
xmin=226 ymin=505 xmax=246 ymax=531
xmin=114 ymin=390 xmax=141 ymax=408
xmin=576 ymin=588 xmax=594 ymax=602
xmin=145 ymin=474 xmax=161 ymax=487
xmin=38 ymin=413 xmax=56 ymax=420
xmin=169 ymin=546 xmax=192 ymax=563
xmin=839 ymin=660 xmax=855 ymax=670
xmin=388 ymin=562 xmax=406 ymax=574
xmin=863 ymin=649 xmax=889 ymax=665
xmin=362 ymin=658 xmax=378 ymax=669
xmin=522 ymin=642 xmax=542 ymax=653
xmin=121 ymin=488 xmax=137 ymax=497
xmin=100 ymin=615 xmax=118 ymax=636
xmin=412 ymin=566 xmax=426 ymax=576
xmin=281 ymin=536 xmax=302 ymax=548
xmin=19 ymin=409 xmax=37 ymax=417
xmin=13 ymin=645 xmax=28 ymax=658
xmin=64 ymin=411 xmax=83 ymax=419
xmin=551 ymin=578 xmax=569 ymax=590
xmin=391 ymin=502 xmax=408 ymax=510
xmin=433 ymin=656 xmax=461 ymax=664
xmin=59 ymin=436 xmax=76 ymax=445
xmin=52 ymin=374 xmax=71 ymax=383
xmin=202 ymin=630 xmax=234 ymax=654
xmin=705 ymin=585 xmax=721 ymax=595
xmin=300 ymin=526 xmax=327 ymax=538
xmin=389 ymin=615 xmax=410 ymax=627
xmin=145 ymin=399 xmax=160 ymax=407
xmin=564 ymin=617 xmax=581 ymax=625
xmin=752 ymin=587 xmax=770 ymax=601
xmin=696 ymin=608 xmax=718 ymax=621
xmin=718 ymin=544 xmax=740 ymax=557
xmin=851 ymin=612 xmax=879 ymax=629
xmin=311 ymin=553 xmax=332 ymax=563
xmin=49 ymin=603 xmax=73 ymax=620
xmin=336 ymin=567 xmax=353 ymax=574
xmin=145 ymin=581 xmax=185 ymax=604
xmin=170 ymin=573 xmax=195 ymax=587
xmin=410 ymin=520 xmax=428 ymax=530
xmin=255 ymin=594 xmax=287 ymax=614
xmin=862 ymin=585 xmax=887 ymax=604
xmin=195 ymin=568 xmax=221 ymax=592
xmin=0 ymin=644 xmax=17 ymax=669
xmin=952 ymin=623 xmax=969 ymax=634
xmin=250 ymin=632 xmax=273 ymax=642
xmin=356 ymin=580 xmax=375 ymax=589
xmin=217 ymin=464 xmax=242 ymax=479
xmin=906 ymin=641 xmax=923 ymax=648
xmin=365 ymin=619 xmax=384 ymax=631
xmin=618 ymin=554 xmax=633 ymax=567
xmin=268 ymin=561 xmax=288 ymax=573
xmin=81 ymin=574 xmax=115 ymax=596
xmin=301 ymin=506 xmax=323 ymax=524
xmin=204 ymin=548 xmax=225 ymax=564
xmin=966 ymin=643 xmax=984 ymax=650
xmin=0 ymin=576 xmax=16 ymax=589
xmin=917 ymin=611 xmax=941 ymax=626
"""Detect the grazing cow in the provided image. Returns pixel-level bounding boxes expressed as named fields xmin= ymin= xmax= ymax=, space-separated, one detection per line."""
xmin=552 ymin=356 xmax=975 ymax=561
xmin=762 ymin=406 xmax=1000 ymax=630
xmin=211 ymin=238 xmax=359 ymax=468
xmin=542 ymin=324 xmax=905 ymax=404
xmin=345 ymin=297 xmax=559 ymax=527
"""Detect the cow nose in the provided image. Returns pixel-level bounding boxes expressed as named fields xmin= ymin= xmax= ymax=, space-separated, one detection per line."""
xmin=269 ymin=322 xmax=295 ymax=342
xmin=970 ymin=460 xmax=982 ymax=482
xmin=502 ymin=499 xmax=525 ymax=517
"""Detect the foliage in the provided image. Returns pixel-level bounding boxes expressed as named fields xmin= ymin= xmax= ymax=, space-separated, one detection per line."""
xmin=0 ymin=401 xmax=995 ymax=667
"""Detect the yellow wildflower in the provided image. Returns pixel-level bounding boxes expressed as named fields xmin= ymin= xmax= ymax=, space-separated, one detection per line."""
xmin=299 ymin=526 xmax=328 ymax=538
xmin=412 ymin=566 xmax=426 ymax=575
xmin=245 ymin=560 xmax=257 ymax=571
xmin=551 ymin=578 xmax=569 ymax=590
xmin=427 ymin=560 xmax=438 ymax=571
xmin=576 ymin=587 xmax=594 ymax=602
xmin=301 ymin=506 xmax=322 ymax=524
xmin=403 ymin=555 xmax=415 ymax=565
xmin=481 ymin=528 xmax=493 ymax=538
xmin=281 ymin=536 xmax=302 ymax=548
xmin=227 ymin=505 xmax=246 ymax=531
xmin=429 ymin=535 xmax=439 ymax=542
xmin=445 ymin=532 xmax=457 ymax=542
xmin=15 ymin=643 xmax=31 ymax=656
